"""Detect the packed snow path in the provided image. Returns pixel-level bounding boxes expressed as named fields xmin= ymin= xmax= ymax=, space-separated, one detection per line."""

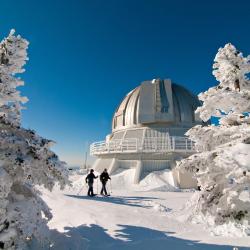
xmin=39 ymin=174 xmax=250 ymax=250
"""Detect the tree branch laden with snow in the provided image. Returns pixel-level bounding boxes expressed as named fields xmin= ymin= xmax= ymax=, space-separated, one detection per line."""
xmin=0 ymin=30 xmax=69 ymax=249
xmin=177 ymin=43 xmax=250 ymax=236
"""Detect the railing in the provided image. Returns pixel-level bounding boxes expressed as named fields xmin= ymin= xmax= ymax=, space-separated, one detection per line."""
xmin=90 ymin=136 xmax=195 ymax=156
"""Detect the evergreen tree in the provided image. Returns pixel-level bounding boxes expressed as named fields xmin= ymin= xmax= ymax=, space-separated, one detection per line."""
xmin=0 ymin=30 xmax=68 ymax=249
xmin=177 ymin=43 xmax=250 ymax=236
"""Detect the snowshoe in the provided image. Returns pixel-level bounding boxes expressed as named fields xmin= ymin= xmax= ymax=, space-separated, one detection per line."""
xmin=88 ymin=194 xmax=97 ymax=197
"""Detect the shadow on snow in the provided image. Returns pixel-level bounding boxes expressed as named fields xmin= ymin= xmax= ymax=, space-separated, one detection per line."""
xmin=65 ymin=194 xmax=159 ymax=208
xmin=30 ymin=224 xmax=247 ymax=250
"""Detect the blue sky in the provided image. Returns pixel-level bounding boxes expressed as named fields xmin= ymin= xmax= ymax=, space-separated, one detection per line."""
xmin=1 ymin=0 xmax=250 ymax=166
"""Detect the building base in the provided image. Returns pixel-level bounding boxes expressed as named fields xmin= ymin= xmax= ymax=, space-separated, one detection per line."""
xmin=92 ymin=156 xmax=197 ymax=188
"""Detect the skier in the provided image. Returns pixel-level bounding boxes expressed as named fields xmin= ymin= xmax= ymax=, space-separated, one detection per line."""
xmin=100 ymin=168 xmax=111 ymax=196
xmin=85 ymin=169 xmax=98 ymax=196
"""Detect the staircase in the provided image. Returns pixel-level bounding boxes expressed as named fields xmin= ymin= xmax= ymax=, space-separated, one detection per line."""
xmin=155 ymin=80 xmax=162 ymax=112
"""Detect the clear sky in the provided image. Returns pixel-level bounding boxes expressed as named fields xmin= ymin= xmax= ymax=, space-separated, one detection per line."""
xmin=1 ymin=0 xmax=250 ymax=166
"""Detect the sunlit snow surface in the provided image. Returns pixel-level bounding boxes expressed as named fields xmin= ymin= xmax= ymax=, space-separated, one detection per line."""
xmin=229 ymin=143 xmax=250 ymax=170
xmin=33 ymin=169 xmax=250 ymax=250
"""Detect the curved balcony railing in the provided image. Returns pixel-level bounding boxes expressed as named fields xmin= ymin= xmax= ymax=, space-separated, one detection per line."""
xmin=90 ymin=136 xmax=195 ymax=156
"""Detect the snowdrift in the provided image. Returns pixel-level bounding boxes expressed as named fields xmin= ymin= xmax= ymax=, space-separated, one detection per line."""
xmin=70 ymin=168 xmax=179 ymax=193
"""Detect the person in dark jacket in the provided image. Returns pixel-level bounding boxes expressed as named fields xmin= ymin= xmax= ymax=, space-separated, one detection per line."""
xmin=85 ymin=169 xmax=98 ymax=196
xmin=100 ymin=168 xmax=111 ymax=196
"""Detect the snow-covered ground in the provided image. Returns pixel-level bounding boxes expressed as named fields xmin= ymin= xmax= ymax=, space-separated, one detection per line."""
xmin=37 ymin=169 xmax=250 ymax=250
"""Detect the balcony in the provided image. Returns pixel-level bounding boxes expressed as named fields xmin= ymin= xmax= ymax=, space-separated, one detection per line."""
xmin=90 ymin=136 xmax=195 ymax=156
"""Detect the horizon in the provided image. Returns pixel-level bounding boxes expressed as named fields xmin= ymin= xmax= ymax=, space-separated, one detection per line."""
xmin=1 ymin=0 xmax=250 ymax=166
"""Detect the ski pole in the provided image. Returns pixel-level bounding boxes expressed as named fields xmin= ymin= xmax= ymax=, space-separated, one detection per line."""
xmin=97 ymin=178 xmax=99 ymax=194
xmin=109 ymin=180 xmax=112 ymax=194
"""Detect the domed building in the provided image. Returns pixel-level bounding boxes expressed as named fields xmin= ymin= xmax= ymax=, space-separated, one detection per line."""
xmin=90 ymin=79 xmax=201 ymax=188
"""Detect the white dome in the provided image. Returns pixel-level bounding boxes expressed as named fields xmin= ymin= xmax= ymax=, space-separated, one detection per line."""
xmin=112 ymin=79 xmax=200 ymax=131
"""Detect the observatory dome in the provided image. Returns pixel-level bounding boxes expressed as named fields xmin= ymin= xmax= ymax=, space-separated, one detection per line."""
xmin=91 ymin=78 xmax=200 ymax=188
xmin=112 ymin=79 xmax=200 ymax=132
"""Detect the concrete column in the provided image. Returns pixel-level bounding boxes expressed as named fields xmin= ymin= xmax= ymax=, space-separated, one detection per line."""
xmin=109 ymin=158 xmax=119 ymax=175
xmin=134 ymin=160 xmax=142 ymax=184
xmin=171 ymin=168 xmax=180 ymax=187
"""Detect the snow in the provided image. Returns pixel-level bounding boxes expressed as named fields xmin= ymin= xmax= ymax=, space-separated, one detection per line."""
xmin=109 ymin=168 xmax=178 ymax=192
xmin=0 ymin=30 xmax=68 ymax=249
xmin=32 ymin=170 xmax=250 ymax=249
xmin=138 ymin=170 xmax=178 ymax=192
xmin=229 ymin=143 xmax=250 ymax=170
xmin=176 ymin=43 xmax=250 ymax=236
xmin=1 ymin=34 xmax=249 ymax=249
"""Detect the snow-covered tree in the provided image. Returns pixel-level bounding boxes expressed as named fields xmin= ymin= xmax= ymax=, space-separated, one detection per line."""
xmin=0 ymin=30 xmax=68 ymax=249
xmin=177 ymin=43 xmax=250 ymax=236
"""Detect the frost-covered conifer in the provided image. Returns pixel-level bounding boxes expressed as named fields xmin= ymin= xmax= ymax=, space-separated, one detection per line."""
xmin=177 ymin=43 xmax=250 ymax=236
xmin=0 ymin=30 xmax=68 ymax=249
